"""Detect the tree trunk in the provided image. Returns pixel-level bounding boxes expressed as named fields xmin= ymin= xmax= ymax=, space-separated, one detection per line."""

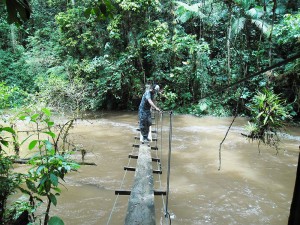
xmin=288 ymin=151 xmax=300 ymax=225
xmin=227 ymin=4 xmax=232 ymax=84
xmin=10 ymin=25 xmax=17 ymax=52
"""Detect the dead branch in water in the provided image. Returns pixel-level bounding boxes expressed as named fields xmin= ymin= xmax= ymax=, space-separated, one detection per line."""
xmin=218 ymin=114 xmax=238 ymax=171
xmin=218 ymin=96 xmax=240 ymax=171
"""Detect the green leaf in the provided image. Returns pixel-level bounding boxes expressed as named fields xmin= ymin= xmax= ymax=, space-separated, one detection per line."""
xmin=44 ymin=140 xmax=53 ymax=151
xmin=31 ymin=113 xmax=40 ymax=121
xmin=49 ymin=193 xmax=57 ymax=206
xmin=19 ymin=115 xmax=27 ymax=120
xmin=49 ymin=216 xmax=64 ymax=225
xmin=84 ymin=8 xmax=92 ymax=18
xmin=26 ymin=180 xmax=37 ymax=192
xmin=36 ymin=165 xmax=46 ymax=174
xmin=53 ymin=187 xmax=61 ymax=193
xmin=47 ymin=121 xmax=55 ymax=126
xmin=50 ymin=173 xmax=58 ymax=186
xmin=39 ymin=174 xmax=48 ymax=186
xmin=29 ymin=140 xmax=38 ymax=150
xmin=42 ymin=108 xmax=51 ymax=117
xmin=263 ymin=115 xmax=269 ymax=125
xmin=0 ymin=140 xmax=9 ymax=147
xmin=43 ymin=131 xmax=56 ymax=138
xmin=0 ymin=127 xmax=16 ymax=135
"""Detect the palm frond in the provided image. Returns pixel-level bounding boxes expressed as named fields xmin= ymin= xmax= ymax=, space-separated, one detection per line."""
xmin=251 ymin=19 xmax=271 ymax=36
xmin=175 ymin=1 xmax=206 ymax=21
xmin=246 ymin=6 xmax=265 ymax=19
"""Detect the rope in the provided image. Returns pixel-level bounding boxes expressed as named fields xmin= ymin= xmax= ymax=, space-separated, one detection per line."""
xmin=158 ymin=112 xmax=167 ymax=219
xmin=165 ymin=111 xmax=173 ymax=222
xmin=153 ymin=111 xmax=167 ymax=222
xmin=106 ymin=124 xmax=139 ymax=225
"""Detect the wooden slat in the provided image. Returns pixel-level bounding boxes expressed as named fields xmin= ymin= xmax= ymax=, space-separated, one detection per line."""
xmin=124 ymin=166 xmax=161 ymax=174
xmin=153 ymin=170 xmax=162 ymax=174
xmin=135 ymin=136 xmax=157 ymax=141
xmin=128 ymin=154 xmax=138 ymax=159
xmin=115 ymin=189 xmax=166 ymax=196
xmin=136 ymin=128 xmax=157 ymax=133
xmin=152 ymin=157 xmax=160 ymax=162
xmin=124 ymin=166 xmax=136 ymax=171
xmin=132 ymin=144 xmax=158 ymax=150
xmin=128 ymin=154 xmax=160 ymax=162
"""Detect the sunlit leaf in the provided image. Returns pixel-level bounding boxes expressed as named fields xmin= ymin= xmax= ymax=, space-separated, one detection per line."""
xmin=44 ymin=131 xmax=56 ymax=139
xmin=29 ymin=140 xmax=38 ymax=150
xmin=31 ymin=113 xmax=40 ymax=121
xmin=42 ymin=108 xmax=51 ymax=117
xmin=47 ymin=121 xmax=55 ymax=126
xmin=0 ymin=127 xmax=16 ymax=135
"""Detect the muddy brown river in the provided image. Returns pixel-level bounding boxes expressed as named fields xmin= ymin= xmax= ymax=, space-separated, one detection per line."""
xmin=14 ymin=111 xmax=300 ymax=224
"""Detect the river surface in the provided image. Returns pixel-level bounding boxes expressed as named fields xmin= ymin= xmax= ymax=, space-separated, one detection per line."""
xmin=15 ymin=111 xmax=300 ymax=224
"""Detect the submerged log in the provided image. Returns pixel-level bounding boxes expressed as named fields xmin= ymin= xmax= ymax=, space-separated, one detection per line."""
xmin=13 ymin=159 xmax=96 ymax=166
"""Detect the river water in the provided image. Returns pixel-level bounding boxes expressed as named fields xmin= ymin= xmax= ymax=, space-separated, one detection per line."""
xmin=16 ymin=111 xmax=300 ymax=224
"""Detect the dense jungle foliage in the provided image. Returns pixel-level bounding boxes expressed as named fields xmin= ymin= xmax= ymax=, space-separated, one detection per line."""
xmin=0 ymin=0 xmax=299 ymax=117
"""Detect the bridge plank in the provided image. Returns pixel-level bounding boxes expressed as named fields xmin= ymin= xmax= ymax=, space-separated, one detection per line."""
xmin=124 ymin=144 xmax=156 ymax=225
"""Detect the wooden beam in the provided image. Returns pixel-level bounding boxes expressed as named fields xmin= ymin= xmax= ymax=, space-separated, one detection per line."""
xmin=125 ymin=144 xmax=156 ymax=225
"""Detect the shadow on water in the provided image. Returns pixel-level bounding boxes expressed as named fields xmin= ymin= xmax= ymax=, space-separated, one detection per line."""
xmin=17 ymin=111 xmax=298 ymax=225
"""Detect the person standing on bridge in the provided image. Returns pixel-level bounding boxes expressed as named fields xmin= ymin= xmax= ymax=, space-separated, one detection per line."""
xmin=138 ymin=84 xmax=161 ymax=143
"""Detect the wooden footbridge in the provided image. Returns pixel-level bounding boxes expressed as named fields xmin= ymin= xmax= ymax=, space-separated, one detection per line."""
xmin=107 ymin=111 xmax=173 ymax=225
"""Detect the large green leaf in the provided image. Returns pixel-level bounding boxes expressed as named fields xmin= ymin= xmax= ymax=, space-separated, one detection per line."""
xmin=49 ymin=192 xmax=57 ymax=206
xmin=28 ymin=140 xmax=38 ymax=150
xmin=49 ymin=216 xmax=64 ymax=225
xmin=231 ymin=17 xmax=246 ymax=37
xmin=50 ymin=173 xmax=58 ymax=186
xmin=0 ymin=127 xmax=16 ymax=135
xmin=43 ymin=131 xmax=56 ymax=139
xmin=42 ymin=108 xmax=51 ymax=117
